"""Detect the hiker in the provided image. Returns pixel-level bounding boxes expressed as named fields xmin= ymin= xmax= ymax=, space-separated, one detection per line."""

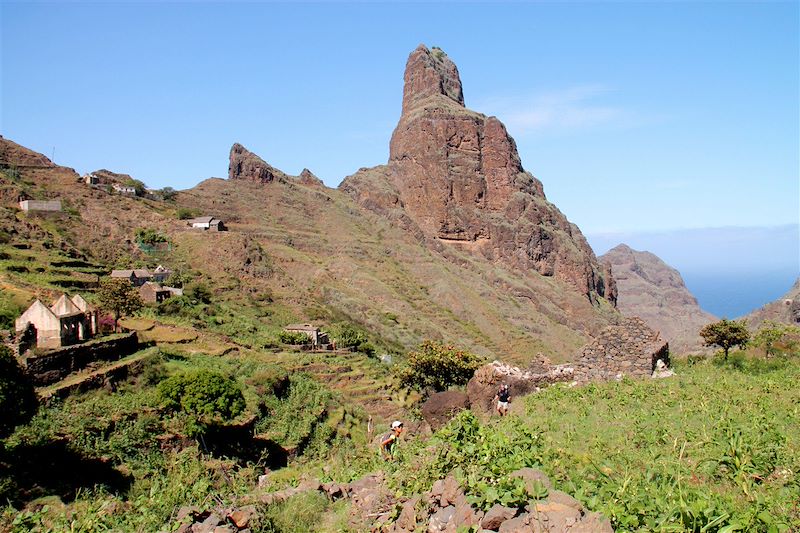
xmin=494 ymin=383 xmax=511 ymax=416
xmin=380 ymin=420 xmax=404 ymax=460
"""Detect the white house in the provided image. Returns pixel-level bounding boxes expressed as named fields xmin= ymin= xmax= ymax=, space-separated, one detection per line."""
xmin=187 ymin=216 xmax=227 ymax=231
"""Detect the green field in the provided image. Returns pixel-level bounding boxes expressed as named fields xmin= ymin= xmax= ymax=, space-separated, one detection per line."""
xmin=2 ymin=350 xmax=797 ymax=532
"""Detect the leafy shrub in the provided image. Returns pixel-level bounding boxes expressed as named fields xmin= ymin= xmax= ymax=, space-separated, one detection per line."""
xmin=158 ymin=187 xmax=177 ymax=201
xmin=134 ymin=228 xmax=168 ymax=246
xmin=334 ymin=323 xmax=375 ymax=355
xmin=278 ymin=330 xmax=310 ymax=345
xmin=0 ymin=346 xmax=38 ymax=438
xmin=158 ymin=370 xmax=245 ymax=437
xmin=752 ymin=321 xmax=800 ymax=358
xmin=186 ymin=283 xmax=212 ymax=304
xmin=395 ymin=340 xmax=484 ymax=392
xmin=176 ymin=207 xmax=199 ymax=220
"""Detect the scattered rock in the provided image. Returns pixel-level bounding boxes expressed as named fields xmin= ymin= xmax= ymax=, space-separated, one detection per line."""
xmin=510 ymin=468 xmax=552 ymax=493
xmin=227 ymin=505 xmax=255 ymax=529
xmin=428 ymin=504 xmax=455 ymax=532
xmin=481 ymin=504 xmax=518 ymax=530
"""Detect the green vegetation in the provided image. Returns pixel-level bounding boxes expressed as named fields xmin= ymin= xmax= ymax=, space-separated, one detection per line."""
xmin=176 ymin=207 xmax=200 ymax=220
xmin=333 ymin=323 xmax=374 ymax=355
xmin=123 ymin=178 xmax=147 ymax=197
xmin=97 ymin=277 xmax=143 ymax=330
xmin=278 ymin=330 xmax=310 ymax=345
xmin=134 ymin=227 xmax=169 ymax=246
xmin=158 ymin=187 xmax=178 ymax=201
xmin=752 ymin=321 xmax=800 ymax=358
xmin=0 ymin=346 xmax=38 ymax=439
xmin=700 ymin=319 xmax=751 ymax=359
xmin=395 ymin=340 xmax=484 ymax=392
xmin=158 ymin=369 xmax=246 ymax=437
xmin=375 ymin=356 xmax=799 ymax=532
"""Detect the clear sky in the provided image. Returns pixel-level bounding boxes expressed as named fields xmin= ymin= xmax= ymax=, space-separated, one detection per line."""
xmin=2 ymin=2 xmax=798 ymax=313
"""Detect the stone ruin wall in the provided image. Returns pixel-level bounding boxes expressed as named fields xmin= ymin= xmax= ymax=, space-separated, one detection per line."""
xmin=21 ymin=332 xmax=139 ymax=386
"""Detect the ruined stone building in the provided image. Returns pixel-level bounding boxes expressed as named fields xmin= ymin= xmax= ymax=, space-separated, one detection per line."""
xmin=15 ymin=294 xmax=97 ymax=351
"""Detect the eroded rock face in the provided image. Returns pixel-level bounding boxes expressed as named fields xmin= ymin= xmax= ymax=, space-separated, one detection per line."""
xmin=341 ymin=45 xmax=614 ymax=301
xmin=600 ymin=244 xmax=714 ymax=353
xmin=228 ymin=143 xmax=288 ymax=184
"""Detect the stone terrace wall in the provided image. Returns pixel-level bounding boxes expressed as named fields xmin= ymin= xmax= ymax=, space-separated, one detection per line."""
xmin=22 ymin=332 xmax=139 ymax=386
xmin=573 ymin=317 xmax=668 ymax=382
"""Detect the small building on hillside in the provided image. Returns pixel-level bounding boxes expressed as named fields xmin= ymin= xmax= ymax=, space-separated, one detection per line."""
xmin=139 ymin=281 xmax=173 ymax=304
xmin=19 ymin=199 xmax=62 ymax=212
xmin=151 ymin=265 xmax=172 ymax=283
xmin=15 ymin=293 xmax=97 ymax=351
xmin=112 ymin=184 xmax=137 ymax=196
xmin=83 ymin=173 xmax=101 ymax=185
xmin=187 ymin=216 xmax=227 ymax=231
xmin=110 ymin=269 xmax=152 ymax=287
xmin=284 ymin=324 xmax=330 ymax=348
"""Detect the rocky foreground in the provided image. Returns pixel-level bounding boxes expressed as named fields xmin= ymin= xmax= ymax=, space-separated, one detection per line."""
xmin=175 ymin=468 xmax=611 ymax=533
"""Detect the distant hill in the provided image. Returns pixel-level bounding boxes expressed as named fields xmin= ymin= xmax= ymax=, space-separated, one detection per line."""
xmin=600 ymin=244 xmax=716 ymax=354
xmin=743 ymin=278 xmax=800 ymax=328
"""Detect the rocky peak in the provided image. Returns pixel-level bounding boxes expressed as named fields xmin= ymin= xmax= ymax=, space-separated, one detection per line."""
xmin=228 ymin=143 xmax=288 ymax=184
xmin=342 ymin=45 xmax=614 ymax=302
xmin=400 ymin=45 xmax=465 ymax=116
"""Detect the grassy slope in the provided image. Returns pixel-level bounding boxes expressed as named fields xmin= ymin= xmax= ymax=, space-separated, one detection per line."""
xmin=344 ymin=356 xmax=798 ymax=532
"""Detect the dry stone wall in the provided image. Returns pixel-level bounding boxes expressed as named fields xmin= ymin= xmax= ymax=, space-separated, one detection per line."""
xmin=572 ymin=317 xmax=669 ymax=382
xmin=22 ymin=332 xmax=139 ymax=386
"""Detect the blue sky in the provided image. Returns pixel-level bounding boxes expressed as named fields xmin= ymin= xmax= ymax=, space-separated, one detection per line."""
xmin=2 ymin=2 xmax=798 ymax=313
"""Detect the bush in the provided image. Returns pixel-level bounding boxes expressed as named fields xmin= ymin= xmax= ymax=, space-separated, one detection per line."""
xmin=395 ymin=340 xmax=484 ymax=392
xmin=158 ymin=370 xmax=245 ymax=437
xmin=134 ymin=228 xmax=168 ymax=246
xmin=278 ymin=330 xmax=310 ymax=345
xmin=0 ymin=345 xmax=38 ymax=438
xmin=334 ymin=323 xmax=375 ymax=355
xmin=176 ymin=207 xmax=199 ymax=220
xmin=186 ymin=283 xmax=212 ymax=305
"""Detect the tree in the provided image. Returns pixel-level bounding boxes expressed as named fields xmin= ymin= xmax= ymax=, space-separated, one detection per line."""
xmin=98 ymin=278 xmax=143 ymax=331
xmin=700 ymin=319 xmax=750 ymax=360
xmin=396 ymin=340 xmax=484 ymax=393
xmin=0 ymin=345 xmax=38 ymax=439
xmin=124 ymin=178 xmax=147 ymax=197
xmin=158 ymin=369 xmax=246 ymax=437
xmin=753 ymin=321 xmax=800 ymax=358
xmin=158 ymin=187 xmax=177 ymax=201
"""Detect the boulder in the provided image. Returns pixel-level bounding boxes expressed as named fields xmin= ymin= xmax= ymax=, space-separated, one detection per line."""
xmin=428 ymin=505 xmax=455 ymax=532
xmin=466 ymin=362 xmax=574 ymax=415
xmin=422 ymin=391 xmax=470 ymax=430
xmin=480 ymin=504 xmax=517 ymax=530
xmin=498 ymin=514 xmax=533 ymax=532
xmin=509 ymin=468 xmax=552 ymax=493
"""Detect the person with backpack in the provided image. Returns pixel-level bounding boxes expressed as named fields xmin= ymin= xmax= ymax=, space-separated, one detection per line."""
xmin=494 ymin=383 xmax=511 ymax=416
xmin=380 ymin=420 xmax=404 ymax=460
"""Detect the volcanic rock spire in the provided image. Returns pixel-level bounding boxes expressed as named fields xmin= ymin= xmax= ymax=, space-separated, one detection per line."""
xmin=341 ymin=45 xmax=615 ymax=303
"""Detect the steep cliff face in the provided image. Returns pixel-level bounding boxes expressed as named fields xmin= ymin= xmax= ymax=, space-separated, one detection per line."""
xmin=340 ymin=45 xmax=614 ymax=302
xmin=600 ymin=244 xmax=716 ymax=353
